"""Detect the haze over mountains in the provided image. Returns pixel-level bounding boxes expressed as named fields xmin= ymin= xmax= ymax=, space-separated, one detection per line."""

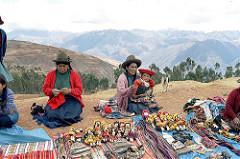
xmin=8 ymin=29 xmax=240 ymax=71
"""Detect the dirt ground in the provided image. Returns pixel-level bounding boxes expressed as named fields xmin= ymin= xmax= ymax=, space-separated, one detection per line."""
xmin=15 ymin=77 xmax=240 ymax=137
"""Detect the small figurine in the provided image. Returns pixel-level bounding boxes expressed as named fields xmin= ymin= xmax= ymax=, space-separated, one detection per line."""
xmin=142 ymin=109 xmax=150 ymax=120
xmin=75 ymin=128 xmax=84 ymax=142
xmin=93 ymin=121 xmax=102 ymax=136
xmin=69 ymin=128 xmax=76 ymax=142
xmin=109 ymin=123 xmax=118 ymax=142
xmin=102 ymin=125 xmax=111 ymax=143
xmin=95 ymin=134 xmax=102 ymax=146
xmin=124 ymin=123 xmax=131 ymax=138
xmin=127 ymin=127 xmax=138 ymax=142
xmin=84 ymin=128 xmax=96 ymax=147
xmin=155 ymin=118 xmax=168 ymax=131
xmin=119 ymin=122 xmax=125 ymax=135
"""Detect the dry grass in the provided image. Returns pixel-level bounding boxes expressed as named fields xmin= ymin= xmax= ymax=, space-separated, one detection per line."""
xmin=15 ymin=77 xmax=240 ymax=137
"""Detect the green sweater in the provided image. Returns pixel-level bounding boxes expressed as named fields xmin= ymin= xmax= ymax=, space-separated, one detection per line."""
xmin=55 ymin=69 xmax=71 ymax=90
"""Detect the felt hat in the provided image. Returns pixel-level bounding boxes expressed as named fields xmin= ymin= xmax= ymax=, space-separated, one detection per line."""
xmin=122 ymin=55 xmax=141 ymax=69
xmin=53 ymin=52 xmax=72 ymax=63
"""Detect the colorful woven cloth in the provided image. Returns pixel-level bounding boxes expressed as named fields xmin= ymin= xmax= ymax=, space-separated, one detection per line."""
xmin=0 ymin=140 xmax=56 ymax=159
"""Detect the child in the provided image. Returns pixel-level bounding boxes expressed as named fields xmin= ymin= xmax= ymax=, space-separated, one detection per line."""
xmin=131 ymin=68 xmax=158 ymax=108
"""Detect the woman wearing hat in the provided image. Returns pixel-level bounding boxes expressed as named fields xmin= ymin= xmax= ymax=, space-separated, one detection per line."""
xmin=116 ymin=55 xmax=158 ymax=115
xmin=0 ymin=16 xmax=13 ymax=82
xmin=41 ymin=52 xmax=84 ymax=128
xmin=0 ymin=73 xmax=19 ymax=128
xmin=116 ymin=55 xmax=141 ymax=114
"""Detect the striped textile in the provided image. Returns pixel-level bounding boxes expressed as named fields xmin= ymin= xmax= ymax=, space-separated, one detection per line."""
xmin=103 ymin=140 xmax=156 ymax=159
xmin=0 ymin=140 xmax=56 ymax=159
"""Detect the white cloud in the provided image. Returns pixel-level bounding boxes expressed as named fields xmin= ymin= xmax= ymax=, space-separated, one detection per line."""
xmin=0 ymin=0 xmax=240 ymax=32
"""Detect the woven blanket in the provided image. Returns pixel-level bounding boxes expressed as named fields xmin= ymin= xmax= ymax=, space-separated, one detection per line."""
xmin=0 ymin=140 xmax=56 ymax=159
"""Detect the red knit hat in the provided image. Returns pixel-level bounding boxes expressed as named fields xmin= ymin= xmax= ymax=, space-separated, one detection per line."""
xmin=138 ymin=68 xmax=156 ymax=76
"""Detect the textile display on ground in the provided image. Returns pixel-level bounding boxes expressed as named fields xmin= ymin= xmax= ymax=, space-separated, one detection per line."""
xmin=94 ymin=99 xmax=134 ymax=119
xmin=133 ymin=96 xmax=240 ymax=159
xmin=52 ymin=121 xmax=157 ymax=159
xmin=0 ymin=140 xmax=56 ymax=159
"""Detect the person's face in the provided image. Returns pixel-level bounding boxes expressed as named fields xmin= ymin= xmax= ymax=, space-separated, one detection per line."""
xmin=57 ymin=63 xmax=69 ymax=73
xmin=126 ymin=63 xmax=138 ymax=75
xmin=141 ymin=73 xmax=151 ymax=82
xmin=0 ymin=83 xmax=6 ymax=94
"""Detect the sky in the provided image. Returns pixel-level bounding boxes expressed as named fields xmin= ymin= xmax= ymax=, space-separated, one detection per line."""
xmin=0 ymin=0 xmax=240 ymax=33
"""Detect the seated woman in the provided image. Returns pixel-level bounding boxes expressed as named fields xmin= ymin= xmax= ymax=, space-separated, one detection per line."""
xmin=41 ymin=52 xmax=84 ymax=128
xmin=223 ymin=86 xmax=240 ymax=131
xmin=0 ymin=74 xmax=50 ymax=145
xmin=116 ymin=55 xmax=159 ymax=115
xmin=0 ymin=74 xmax=19 ymax=128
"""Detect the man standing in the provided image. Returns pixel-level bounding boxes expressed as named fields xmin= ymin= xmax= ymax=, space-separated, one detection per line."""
xmin=0 ymin=16 xmax=13 ymax=82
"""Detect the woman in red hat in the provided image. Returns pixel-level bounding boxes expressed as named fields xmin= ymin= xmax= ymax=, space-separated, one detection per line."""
xmin=33 ymin=52 xmax=84 ymax=128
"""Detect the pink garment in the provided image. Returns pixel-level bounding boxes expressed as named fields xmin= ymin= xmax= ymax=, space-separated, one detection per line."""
xmin=116 ymin=73 xmax=134 ymax=112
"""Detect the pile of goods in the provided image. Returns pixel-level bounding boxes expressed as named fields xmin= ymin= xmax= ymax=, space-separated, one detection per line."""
xmin=183 ymin=97 xmax=240 ymax=157
xmin=142 ymin=110 xmax=187 ymax=131
xmin=53 ymin=121 xmax=145 ymax=159
xmin=82 ymin=121 xmax=138 ymax=146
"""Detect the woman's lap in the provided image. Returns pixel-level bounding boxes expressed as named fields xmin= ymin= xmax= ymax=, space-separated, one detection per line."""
xmin=45 ymin=97 xmax=82 ymax=121
xmin=127 ymin=102 xmax=159 ymax=114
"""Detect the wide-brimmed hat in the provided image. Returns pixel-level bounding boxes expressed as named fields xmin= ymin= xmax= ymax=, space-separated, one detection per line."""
xmin=0 ymin=16 xmax=4 ymax=25
xmin=138 ymin=68 xmax=156 ymax=76
xmin=53 ymin=52 xmax=72 ymax=63
xmin=122 ymin=55 xmax=141 ymax=69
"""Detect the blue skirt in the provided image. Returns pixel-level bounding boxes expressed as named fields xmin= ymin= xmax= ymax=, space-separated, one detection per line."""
xmin=127 ymin=102 xmax=159 ymax=115
xmin=0 ymin=114 xmax=14 ymax=128
xmin=33 ymin=96 xmax=82 ymax=128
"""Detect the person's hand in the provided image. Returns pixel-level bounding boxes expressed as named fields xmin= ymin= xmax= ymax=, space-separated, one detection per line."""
xmin=133 ymin=79 xmax=142 ymax=87
xmin=137 ymin=78 xmax=150 ymax=88
xmin=143 ymin=81 xmax=150 ymax=88
xmin=138 ymin=93 xmax=146 ymax=97
xmin=233 ymin=117 xmax=240 ymax=126
xmin=61 ymin=88 xmax=71 ymax=95
xmin=52 ymin=89 xmax=60 ymax=96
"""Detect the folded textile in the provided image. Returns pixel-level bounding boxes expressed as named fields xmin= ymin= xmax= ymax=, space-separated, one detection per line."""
xmin=0 ymin=125 xmax=51 ymax=145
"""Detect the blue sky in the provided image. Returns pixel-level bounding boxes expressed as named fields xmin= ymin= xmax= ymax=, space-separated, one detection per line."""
xmin=0 ymin=0 xmax=240 ymax=32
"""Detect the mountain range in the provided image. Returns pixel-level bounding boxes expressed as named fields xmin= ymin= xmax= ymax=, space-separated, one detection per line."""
xmin=8 ymin=29 xmax=240 ymax=71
